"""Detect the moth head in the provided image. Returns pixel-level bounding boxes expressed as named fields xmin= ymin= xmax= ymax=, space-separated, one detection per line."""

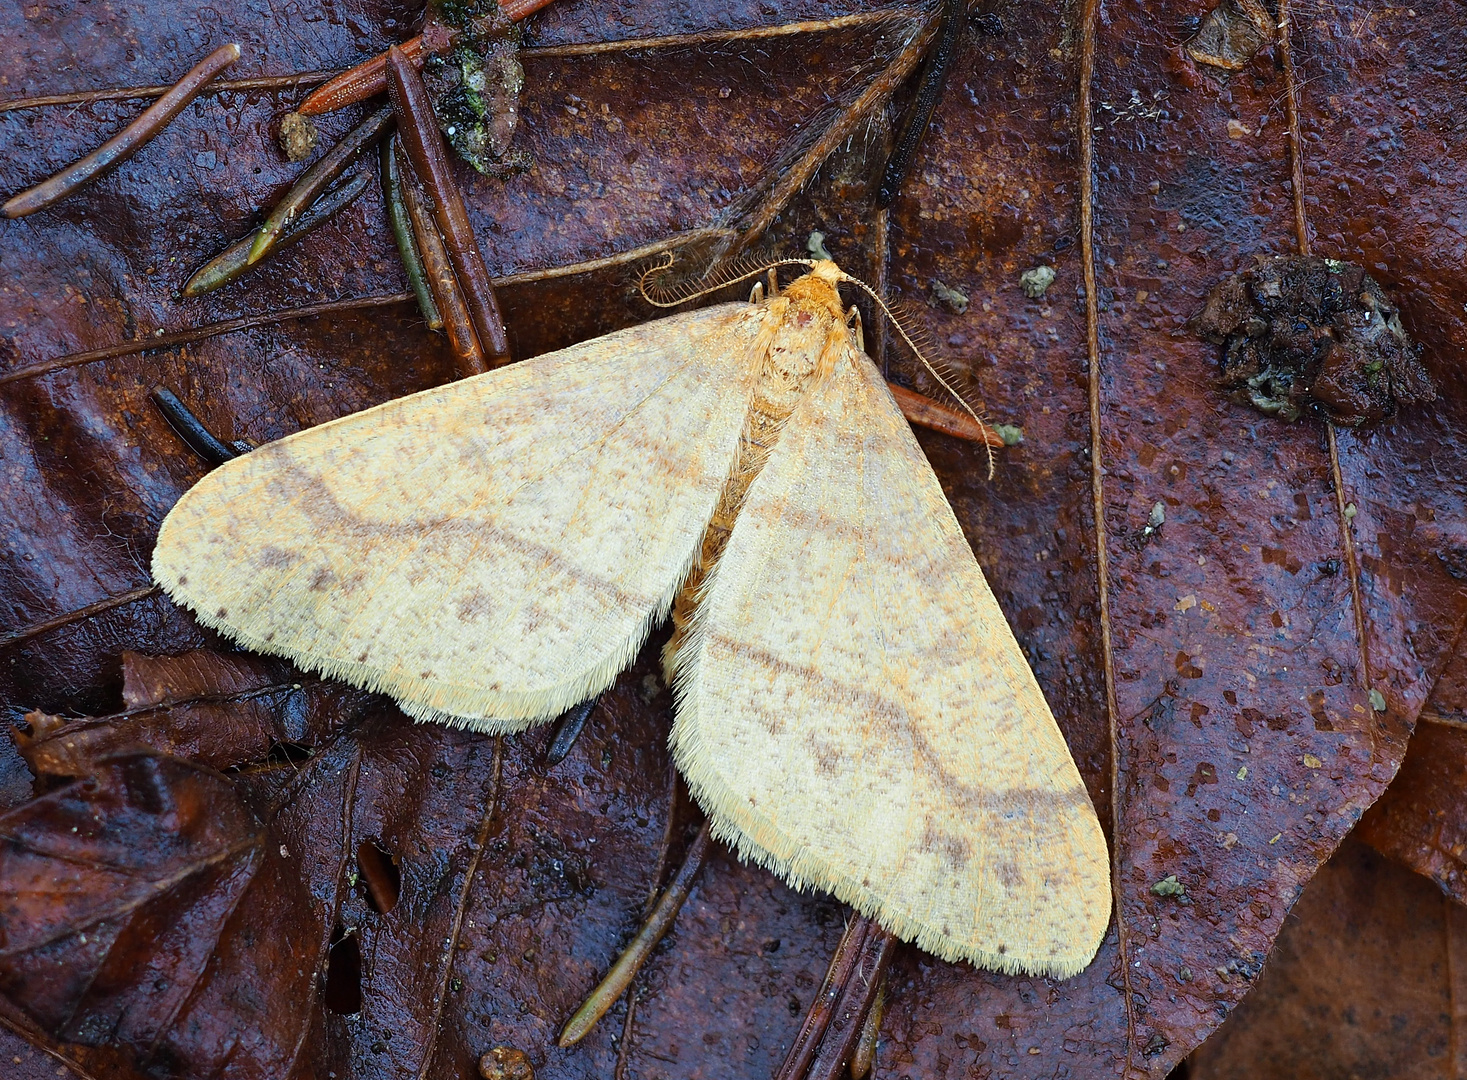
xmin=637 ymin=250 xmax=995 ymax=479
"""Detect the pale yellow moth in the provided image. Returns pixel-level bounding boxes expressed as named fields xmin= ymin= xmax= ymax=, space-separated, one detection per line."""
xmin=152 ymin=259 xmax=1110 ymax=977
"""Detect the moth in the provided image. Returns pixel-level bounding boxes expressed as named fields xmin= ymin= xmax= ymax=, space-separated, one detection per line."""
xmin=152 ymin=259 xmax=1110 ymax=977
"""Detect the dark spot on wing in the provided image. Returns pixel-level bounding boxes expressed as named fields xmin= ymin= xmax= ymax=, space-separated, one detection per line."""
xmin=455 ymin=589 xmax=494 ymax=623
xmin=259 ymin=546 xmax=299 ymax=570
xmin=309 ymin=567 xmax=336 ymax=591
xmin=919 ymin=818 xmax=973 ymax=870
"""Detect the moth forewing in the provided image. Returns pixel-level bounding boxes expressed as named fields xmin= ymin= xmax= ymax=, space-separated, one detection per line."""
xmin=152 ymin=304 xmax=767 ymax=728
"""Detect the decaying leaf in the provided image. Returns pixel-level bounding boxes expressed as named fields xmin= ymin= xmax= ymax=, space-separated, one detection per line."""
xmin=1189 ymin=838 xmax=1467 ymax=1079
xmin=1 ymin=0 xmax=1465 ymax=1075
xmin=0 ymin=649 xmax=500 ymax=1078
xmin=1194 ymin=255 xmax=1435 ymax=426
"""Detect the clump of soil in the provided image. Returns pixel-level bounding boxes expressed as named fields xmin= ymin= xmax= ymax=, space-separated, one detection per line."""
xmin=1193 ymin=255 xmax=1436 ymax=426
xmin=277 ymin=111 xmax=318 ymax=162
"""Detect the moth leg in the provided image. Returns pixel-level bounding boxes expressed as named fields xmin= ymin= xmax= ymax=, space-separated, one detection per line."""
xmin=749 ymin=280 xmax=765 ymax=304
xmin=846 ymin=305 xmax=865 ymax=352
xmin=768 ymin=267 xmax=780 ymax=296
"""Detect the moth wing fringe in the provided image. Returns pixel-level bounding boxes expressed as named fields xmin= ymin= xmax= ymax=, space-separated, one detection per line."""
xmin=155 ymin=504 xmax=711 ymax=733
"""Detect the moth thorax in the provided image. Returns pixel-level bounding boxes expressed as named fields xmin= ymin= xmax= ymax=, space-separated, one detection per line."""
xmin=757 ymin=303 xmax=843 ymax=413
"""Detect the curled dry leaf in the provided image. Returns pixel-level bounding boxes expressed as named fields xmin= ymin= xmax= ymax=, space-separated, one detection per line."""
xmin=0 ymin=0 xmax=1465 ymax=1076
xmin=0 ymin=652 xmax=502 ymax=1079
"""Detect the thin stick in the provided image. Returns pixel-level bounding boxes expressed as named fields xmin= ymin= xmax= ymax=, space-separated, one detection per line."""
xmin=558 ymin=820 xmax=713 ymax=1046
xmin=0 ymin=293 xmax=413 ymax=388
xmin=1277 ymin=0 xmax=1311 ymax=258
xmin=386 ymin=46 xmax=511 ymax=365
xmin=1277 ymin=0 xmax=1371 ymax=688
xmin=848 ymin=978 xmax=886 ymax=1079
xmin=397 ymin=141 xmax=485 ymax=372
xmin=0 ymin=71 xmax=334 ymax=114
xmin=525 ymin=9 xmax=921 ymax=59
xmin=876 ymin=0 xmax=962 ymax=207
xmin=299 ymin=0 xmax=557 ymax=117
xmin=499 ymin=0 xmax=558 ymax=18
xmin=804 ymin=928 xmax=897 ymax=1080
xmin=3 ymin=43 xmax=240 ymax=217
xmin=722 ymin=19 xmax=936 ymax=261
xmin=149 ymin=387 xmax=243 ymax=465
xmin=773 ymin=915 xmax=874 ymax=1080
xmin=299 ymin=34 xmax=432 ymax=117
xmin=888 ymin=383 xmax=1003 ymax=446
xmin=1077 ymin=0 xmax=1135 ymax=1065
xmin=182 ymin=169 xmax=371 ymax=297
xmin=381 ymin=135 xmax=444 ymax=329
xmin=247 ymin=104 xmax=394 ymax=265
xmin=0 ymin=585 xmax=160 ymax=651
xmin=0 ymin=229 xmax=729 ymax=387
xmin=544 ymin=695 xmax=599 ymax=765
xmin=301 ymin=8 xmax=920 ymax=116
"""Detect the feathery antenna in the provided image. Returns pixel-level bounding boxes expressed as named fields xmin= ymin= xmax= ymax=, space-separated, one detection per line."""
xmin=838 ymin=271 xmax=996 ymax=480
xmin=636 ymin=254 xmax=998 ymax=480
xmin=638 ymin=253 xmax=818 ymax=308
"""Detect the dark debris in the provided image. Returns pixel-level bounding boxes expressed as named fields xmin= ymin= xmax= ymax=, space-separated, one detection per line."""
xmin=1193 ymin=255 xmax=1436 ymax=427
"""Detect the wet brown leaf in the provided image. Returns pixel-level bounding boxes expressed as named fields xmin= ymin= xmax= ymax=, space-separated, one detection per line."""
xmin=1188 ymin=836 xmax=1467 ymax=1079
xmin=1 ymin=0 xmax=1464 ymax=1076
xmin=0 ymin=655 xmax=499 ymax=1078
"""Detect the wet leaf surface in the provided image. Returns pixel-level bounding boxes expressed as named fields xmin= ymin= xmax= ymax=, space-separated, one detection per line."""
xmin=1188 ymin=836 xmax=1467 ymax=1080
xmin=0 ymin=0 xmax=1464 ymax=1076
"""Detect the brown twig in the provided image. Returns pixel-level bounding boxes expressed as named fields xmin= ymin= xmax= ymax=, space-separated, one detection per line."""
xmin=247 ymin=105 xmax=394 ymax=265
xmin=498 ymin=0 xmax=558 ymax=18
xmin=612 ymin=767 xmax=682 ymax=1079
xmin=1077 ymin=0 xmax=1135 ymax=1067
xmin=0 ymin=585 xmax=161 ymax=650
xmin=0 ymin=71 xmax=334 ymax=114
xmin=386 ymin=46 xmax=511 ymax=365
xmin=3 ymin=43 xmax=240 ymax=217
xmin=558 ymin=820 xmax=714 ymax=1046
xmin=1277 ymin=0 xmax=1371 ymax=691
xmin=848 ymin=977 xmax=886 ymax=1079
xmin=302 ymin=8 xmax=921 ymax=116
xmin=524 ymin=9 xmax=921 ymax=59
xmin=774 ymin=915 xmax=874 ymax=1080
xmin=0 ymin=293 xmax=413 ymax=388
xmin=381 ymin=135 xmax=444 ymax=330
xmin=416 ymin=738 xmax=504 ymax=1080
xmin=888 ymin=383 xmax=1004 ymax=446
xmin=182 ymin=169 xmax=371 ymax=297
xmin=1277 ymin=0 xmax=1312 ymax=258
xmin=299 ymin=33 xmax=432 ymax=117
xmin=721 ymin=18 xmax=937 ymax=262
xmin=804 ymin=928 xmax=897 ymax=1080
xmin=396 ymin=140 xmax=485 ymax=372
xmin=0 ymin=229 xmax=730 ymax=388
xmin=299 ymin=0 xmax=558 ymax=116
